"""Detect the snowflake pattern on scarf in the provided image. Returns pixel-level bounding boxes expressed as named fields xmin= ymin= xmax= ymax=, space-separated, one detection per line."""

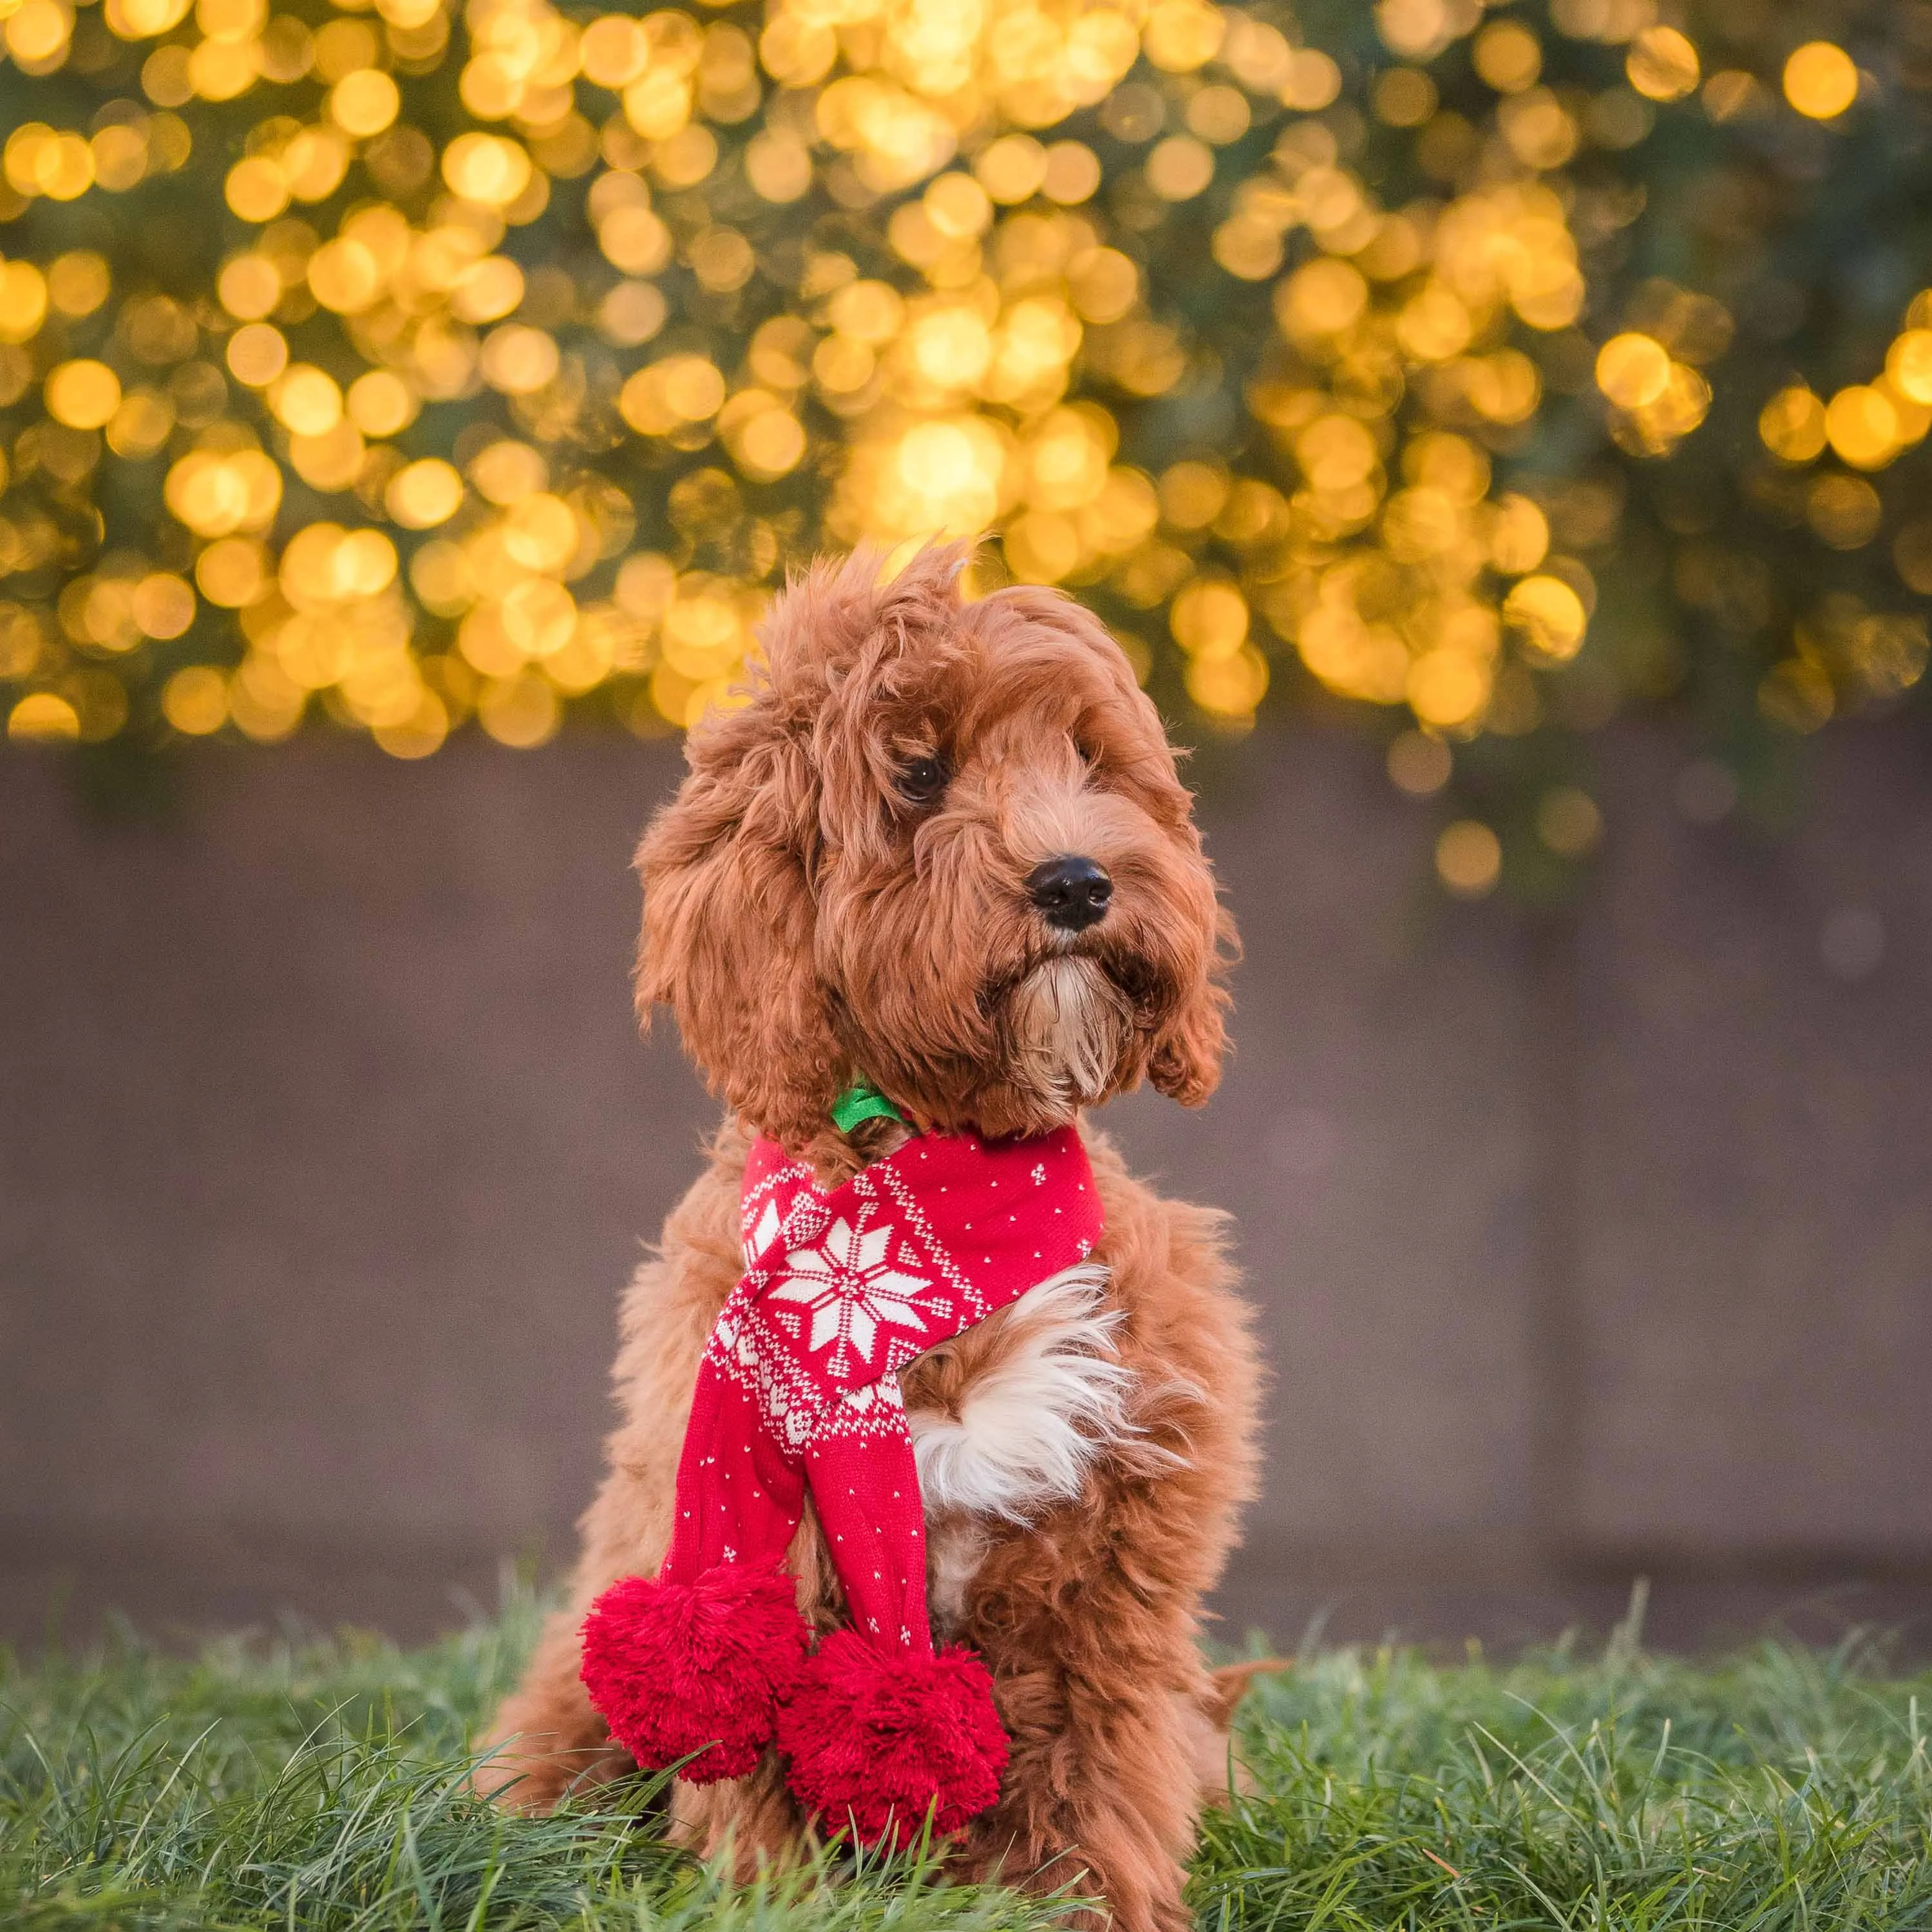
xmin=703 ymin=1128 xmax=1097 ymax=1453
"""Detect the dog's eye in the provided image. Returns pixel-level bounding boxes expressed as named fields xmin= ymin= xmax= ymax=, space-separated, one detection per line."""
xmin=895 ymin=753 xmax=948 ymax=805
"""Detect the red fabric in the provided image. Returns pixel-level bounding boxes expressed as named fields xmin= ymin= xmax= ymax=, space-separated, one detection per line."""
xmin=579 ymin=1562 xmax=808 ymax=1783
xmin=580 ymin=1125 xmax=1102 ymax=1836
xmin=665 ymin=1126 xmax=1101 ymax=1648
xmin=777 ymin=1632 xmax=1010 ymax=1849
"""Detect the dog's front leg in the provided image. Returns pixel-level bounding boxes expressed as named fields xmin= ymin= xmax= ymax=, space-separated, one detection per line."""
xmin=475 ymin=1598 xmax=633 ymax=1812
xmin=666 ymin=1755 xmax=810 ymax=1875
xmin=945 ymin=1650 xmax=1203 ymax=1932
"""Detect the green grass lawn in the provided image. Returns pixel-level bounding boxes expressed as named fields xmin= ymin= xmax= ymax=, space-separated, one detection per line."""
xmin=4 ymin=1582 xmax=1930 ymax=1930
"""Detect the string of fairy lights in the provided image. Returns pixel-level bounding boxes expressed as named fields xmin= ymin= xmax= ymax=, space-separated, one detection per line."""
xmin=0 ymin=0 xmax=1927 ymax=896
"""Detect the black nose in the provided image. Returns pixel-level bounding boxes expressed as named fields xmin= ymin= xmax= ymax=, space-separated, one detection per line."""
xmin=1027 ymin=855 xmax=1113 ymax=931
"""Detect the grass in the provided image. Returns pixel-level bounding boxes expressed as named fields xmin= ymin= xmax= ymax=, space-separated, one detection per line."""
xmin=3 ymin=1582 xmax=1930 ymax=1930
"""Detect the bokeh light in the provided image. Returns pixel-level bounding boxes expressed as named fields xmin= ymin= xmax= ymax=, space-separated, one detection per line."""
xmin=1783 ymin=41 xmax=1859 ymax=120
xmin=0 ymin=0 xmax=1926 ymax=898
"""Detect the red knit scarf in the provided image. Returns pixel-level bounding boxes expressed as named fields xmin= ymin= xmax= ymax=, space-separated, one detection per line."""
xmin=580 ymin=1126 xmax=1104 ymax=1848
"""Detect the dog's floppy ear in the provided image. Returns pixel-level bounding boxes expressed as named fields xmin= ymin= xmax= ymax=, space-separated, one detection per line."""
xmin=1148 ymin=905 xmax=1236 ymax=1106
xmin=636 ymin=712 xmax=841 ymax=1152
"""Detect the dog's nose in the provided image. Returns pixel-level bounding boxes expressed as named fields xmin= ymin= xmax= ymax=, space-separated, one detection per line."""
xmin=1027 ymin=856 xmax=1113 ymax=931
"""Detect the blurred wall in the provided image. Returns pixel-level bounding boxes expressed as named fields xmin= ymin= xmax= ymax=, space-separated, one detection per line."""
xmin=3 ymin=721 xmax=1930 ymax=1653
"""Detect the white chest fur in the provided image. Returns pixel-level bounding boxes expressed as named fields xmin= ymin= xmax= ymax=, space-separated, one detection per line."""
xmin=907 ymin=1266 xmax=1141 ymax=1634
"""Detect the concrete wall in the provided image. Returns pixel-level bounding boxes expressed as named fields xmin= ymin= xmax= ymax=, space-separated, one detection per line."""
xmin=3 ymin=719 xmax=1929 ymax=1652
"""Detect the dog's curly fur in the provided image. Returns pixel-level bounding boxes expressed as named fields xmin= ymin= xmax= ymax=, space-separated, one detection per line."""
xmin=479 ymin=545 xmax=1263 ymax=1932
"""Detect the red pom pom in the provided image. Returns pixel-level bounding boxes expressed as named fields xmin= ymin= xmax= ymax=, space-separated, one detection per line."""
xmin=580 ymin=1562 xmax=810 ymax=1783
xmin=777 ymin=1633 xmax=1009 ymax=1850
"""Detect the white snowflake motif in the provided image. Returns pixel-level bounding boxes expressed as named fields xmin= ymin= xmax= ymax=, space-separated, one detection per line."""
xmin=743 ymin=1192 xmax=828 ymax=1267
xmin=743 ymin=1198 xmax=782 ymax=1267
xmin=767 ymin=1217 xmax=933 ymax=1373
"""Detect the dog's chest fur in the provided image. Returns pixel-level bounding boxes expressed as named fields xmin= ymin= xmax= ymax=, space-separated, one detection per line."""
xmin=900 ymin=1265 xmax=1134 ymax=1636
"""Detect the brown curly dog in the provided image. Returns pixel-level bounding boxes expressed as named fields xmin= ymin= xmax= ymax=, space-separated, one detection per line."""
xmin=479 ymin=544 xmax=1265 ymax=1932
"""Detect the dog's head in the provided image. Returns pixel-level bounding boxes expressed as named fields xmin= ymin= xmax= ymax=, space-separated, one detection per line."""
xmin=636 ymin=544 xmax=1233 ymax=1152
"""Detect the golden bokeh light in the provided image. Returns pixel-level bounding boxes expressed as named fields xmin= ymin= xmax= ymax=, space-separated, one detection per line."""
xmin=226 ymin=324 xmax=290 ymax=390
xmin=45 ymin=360 xmax=124 ymax=430
xmin=195 ymin=536 xmax=269 ymax=609
xmin=329 ymin=70 xmax=401 ymax=138
xmin=131 ymin=573 xmax=196 ymax=639
xmin=1186 ymin=643 xmax=1268 ymax=717
xmin=1825 ymin=386 xmax=1900 ymax=471
xmin=162 ymin=665 xmax=228 ymax=734
xmin=346 ymin=370 xmax=418 ymax=438
xmin=1760 ymin=386 xmax=1828 ymax=464
xmin=1473 ymin=21 xmax=1541 ymax=94
xmin=1436 ymin=820 xmax=1501 ymax=898
xmin=1387 ymin=730 xmax=1451 ymax=797
xmin=1503 ymin=576 xmax=1588 ymax=662
xmin=271 ymin=366 xmax=344 ymax=438
xmin=1783 ymin=41 xmax=1859 ymax=120
xmin=1625 ymin=26 xmax=1699 ymax=102
xmin=1537 ymin=787 xmax=1602 ymax=857
xmin=1145 ymin=135 xmax=1215 ymax=202
xmin=8 ymin=691 xmax=82 ymax=743
xmin=387 ymin=459 xmax=466 ymax=530
xmin=1808 ymin=473 xmax=1882 ymax=551
xmin=442 ymin=131 xmax=533 ymax=206
xmin=1595 ymin=334 xmax=1672 ymax=410
xmin=47 ymin=252 xmax=111 ymax=318
xmin=0 ymin=0 xmax=1916 ymax=891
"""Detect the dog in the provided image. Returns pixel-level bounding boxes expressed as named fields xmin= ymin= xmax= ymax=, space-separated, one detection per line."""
xmin=479 ymin=544 xmax=1263 ymax=1932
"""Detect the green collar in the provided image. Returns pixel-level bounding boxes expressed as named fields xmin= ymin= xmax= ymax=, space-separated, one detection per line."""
xmin=830 ymin=1079 xmax=906 ymax=1134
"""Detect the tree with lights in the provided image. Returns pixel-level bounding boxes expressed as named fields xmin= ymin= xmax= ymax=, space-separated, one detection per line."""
xmin=1 ymin=0 xmax=1927 ymax=895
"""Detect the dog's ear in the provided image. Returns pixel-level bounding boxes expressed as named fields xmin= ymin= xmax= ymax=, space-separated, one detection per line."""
xmin=1148 ymin=905 xmax=1236 ymax=1106
xmin=636 ymin=714 xmax=841 ymax=1152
